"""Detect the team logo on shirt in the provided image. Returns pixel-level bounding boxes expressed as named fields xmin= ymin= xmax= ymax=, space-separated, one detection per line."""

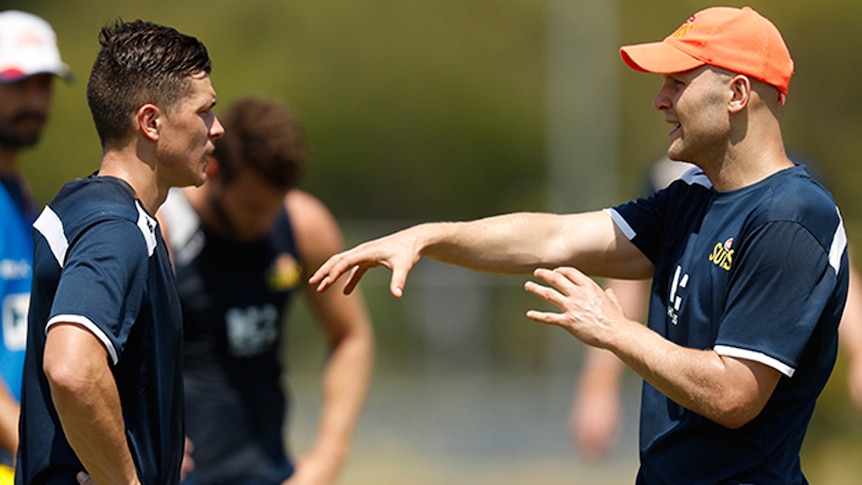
xmin=708 ymin=237 xmax=734 ymax=271
xmin=266 ymin=253 xmax=303 ymax=291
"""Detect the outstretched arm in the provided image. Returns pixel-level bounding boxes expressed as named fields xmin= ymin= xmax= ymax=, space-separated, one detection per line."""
xmin=309 ymin=210 xmax=653 ymax=298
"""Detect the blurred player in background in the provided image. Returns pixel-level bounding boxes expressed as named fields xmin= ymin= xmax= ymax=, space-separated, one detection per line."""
xmin=159 ymin=97 xmax=373 ymax=485
xmin=0 ymin=9 xmax=70 ymax=483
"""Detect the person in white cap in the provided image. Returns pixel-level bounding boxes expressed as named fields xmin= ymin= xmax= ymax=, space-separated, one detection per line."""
xmin=310 ymin=6 xmax=848 ymax=483
xmin=0 ymin=9 xmax=70 ymax=483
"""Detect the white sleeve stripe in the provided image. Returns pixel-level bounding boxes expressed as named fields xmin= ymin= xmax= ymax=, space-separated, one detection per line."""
xmin=829 ymin=207 xmax=847 ymax=276
xmin=33 ymin=207 xmax=68 ymax=268
xmin=714 ymin=345 xmax=795 ymax=377
xmin=603 ymin=208 xmax=636 ymax=240
xmin=46 ymin=314 xmax=120 ymax=365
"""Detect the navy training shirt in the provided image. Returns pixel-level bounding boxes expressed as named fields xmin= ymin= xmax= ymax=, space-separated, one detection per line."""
xmin=161 ymin=189 xmax=302 ymax=484
xmin=17 ymin=175 xmax=184 ymax=484
xmin=607 ymin=165 xmax=848 ymax=484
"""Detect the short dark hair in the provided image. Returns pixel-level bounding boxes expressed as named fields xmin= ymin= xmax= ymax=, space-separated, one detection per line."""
xmin=213 ymin=97 xmax=306 ymax=191
xmin=86 ymin=20 xmax=211 ymax=147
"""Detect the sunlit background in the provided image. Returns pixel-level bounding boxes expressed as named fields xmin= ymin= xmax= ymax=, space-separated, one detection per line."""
xmin=11 ymin=1 xmax=862 ymax=483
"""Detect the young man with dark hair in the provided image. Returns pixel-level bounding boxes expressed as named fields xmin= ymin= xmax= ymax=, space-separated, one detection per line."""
xmin=17 ymin=20 xmax=223 ymax=485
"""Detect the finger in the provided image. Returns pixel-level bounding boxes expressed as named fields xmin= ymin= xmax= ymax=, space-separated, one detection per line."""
xmin=525 ymin=308 xmax=565 ymax=326
xmin=342 ymin=266 xmax=367 ymax=295
xmin=308 ymin=256 xmax=336 ymax=285
xmin=309 ymin=254 xmax=353 ymax=290
xmin=76 ymin=472 xmax=93 ymax=485
xmin=524 ymin=278 xmax=568 ymax=311
xmin=313 ymin=262 xmax=351 ymax=293
xmin=552 ymin=266 xmax=588 ymax=282
xmin=388 ymin=266 xmax=412 ymax=299
xmin=532 ymin=267 xmax=579 ymax=294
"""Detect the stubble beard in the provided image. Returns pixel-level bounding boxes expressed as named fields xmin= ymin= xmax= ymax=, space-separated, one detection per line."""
xmin=0 ymin=113 xmax=47 ymax=150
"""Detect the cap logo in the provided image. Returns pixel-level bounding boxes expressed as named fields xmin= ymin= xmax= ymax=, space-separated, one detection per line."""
xmin=16 ymin=29 xmax=52 ymax=49
xmin=672 ymin=15 xmax=697 ymax=39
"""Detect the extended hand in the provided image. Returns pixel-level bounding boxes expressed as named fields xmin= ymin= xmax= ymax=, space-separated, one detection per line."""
xmin=309 ymin=229 xmax=424 ymax=298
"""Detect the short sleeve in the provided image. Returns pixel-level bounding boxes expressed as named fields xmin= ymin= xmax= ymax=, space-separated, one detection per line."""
xmin=714 ymin=221 xmax=838 ymax=376
xmin=610 ymin=172 xmax=711 ymax=264
xmin=47 ymin=219 xmax=149 ymax=365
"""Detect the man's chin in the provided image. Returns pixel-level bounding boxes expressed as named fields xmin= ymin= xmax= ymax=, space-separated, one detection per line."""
xmin=189 ymin=170 xmax=208 ymax=188
xmin=0 ymin=134 xmax=40 ymax=151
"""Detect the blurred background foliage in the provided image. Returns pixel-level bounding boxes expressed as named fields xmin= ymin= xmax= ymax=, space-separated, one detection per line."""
xmin=10 ymin=0 xmax=862 ymax=482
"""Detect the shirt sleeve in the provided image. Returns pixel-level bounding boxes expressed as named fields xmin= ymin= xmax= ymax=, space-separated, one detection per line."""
xmin=714 ymin=221 xmax=838 ymax=376
xmin=47 ymin=218 xmax=148 ymax=365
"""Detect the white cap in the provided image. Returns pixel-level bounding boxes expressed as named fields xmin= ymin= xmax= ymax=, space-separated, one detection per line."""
xmin=0 ymin=10 xmax=71 ymax=83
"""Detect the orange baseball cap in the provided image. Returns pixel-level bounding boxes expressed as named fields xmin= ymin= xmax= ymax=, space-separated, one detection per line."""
xmin=620 ymin=6 xmax=793 ymax=99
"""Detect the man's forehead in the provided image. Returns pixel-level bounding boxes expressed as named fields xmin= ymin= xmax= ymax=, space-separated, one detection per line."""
xmin=182 ymin=73 xmax=217 ymax=104
xmin=667 ymin=65 xmax=727 ymax=80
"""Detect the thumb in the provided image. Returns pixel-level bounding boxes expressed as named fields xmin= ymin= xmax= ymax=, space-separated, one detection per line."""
xmin=390 ymin=269 xmax=408 ymax=298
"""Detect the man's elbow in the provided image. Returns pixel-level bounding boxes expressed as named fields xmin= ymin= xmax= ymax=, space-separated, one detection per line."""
xmin=43 ymin=355 xmax=91 ymax=400
xmin=710 ymin=395 xmax=765 ymax=429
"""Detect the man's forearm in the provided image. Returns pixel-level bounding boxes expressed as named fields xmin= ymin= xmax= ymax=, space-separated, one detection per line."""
xmin=607 ymin=320 xmax=778 ymax=429
xmin=312 ymin=326 xmax=374 ymax=470
xmin=49 ymin=363 xmax=139 ymax=484
xmin=44 ymin=325 xmax=140 ymax=484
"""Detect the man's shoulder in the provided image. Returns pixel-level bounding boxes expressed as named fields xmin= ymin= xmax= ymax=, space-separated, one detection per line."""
xmin=37 ymin=176 xmax=156 ymax=258
xmin=763 ymin=167 xmax=838 ymax=219
xmin=50 ymin=176 xmax=141 ymax=224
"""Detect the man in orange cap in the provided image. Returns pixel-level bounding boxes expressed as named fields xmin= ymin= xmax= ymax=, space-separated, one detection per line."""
xmin=310 ymin=6 xmax=845 ymax=483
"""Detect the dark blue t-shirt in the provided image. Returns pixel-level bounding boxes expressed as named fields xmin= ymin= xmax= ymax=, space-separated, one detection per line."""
xmin=17 ymin=175 xmax=184 ymax=484
xmin=608 ymin=165 xmax=848 ymax=484
xmin=161 ymin=190 xmax=302 ymax=485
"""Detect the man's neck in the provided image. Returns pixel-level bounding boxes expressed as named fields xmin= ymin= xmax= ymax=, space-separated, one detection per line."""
xmin=0 ymin=148 xmax=19 ymax=176
xmin=703 ymin=151 xmax=794 ymax=192
xmin=99 ymin=148 xmax=163 ymax=215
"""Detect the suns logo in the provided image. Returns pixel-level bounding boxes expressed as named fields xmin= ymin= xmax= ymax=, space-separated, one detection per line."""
xmin=708 ymin=237 xmax=734 ymax=271
xmin=672 ymin=15 xmax=697 ymax=38
xmin=266 ymin=253 xmax=303 ymax=291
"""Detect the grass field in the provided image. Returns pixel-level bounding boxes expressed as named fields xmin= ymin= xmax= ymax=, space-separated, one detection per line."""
xmin=289 ymin=371 xmax=862 ymax=485
xmin=290 ymin=372 xmax=640 ymax=485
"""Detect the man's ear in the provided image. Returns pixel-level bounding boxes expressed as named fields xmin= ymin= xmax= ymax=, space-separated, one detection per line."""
xmin=728 ymin=75 xmax=751 ymax=114
xmin=138 ymin=104 xmax=161 ymax=141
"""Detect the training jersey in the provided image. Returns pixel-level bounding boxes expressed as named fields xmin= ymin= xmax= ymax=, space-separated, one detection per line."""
xmin=16 ymin=175 xmax=184 ymax=485
xmin=161 ymin=190 xmax=302 ymax=485
xmin=0 ymin=179 xmax=34 ymax=467
xmin=607 ymin=165 xmax=848 ymax=485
